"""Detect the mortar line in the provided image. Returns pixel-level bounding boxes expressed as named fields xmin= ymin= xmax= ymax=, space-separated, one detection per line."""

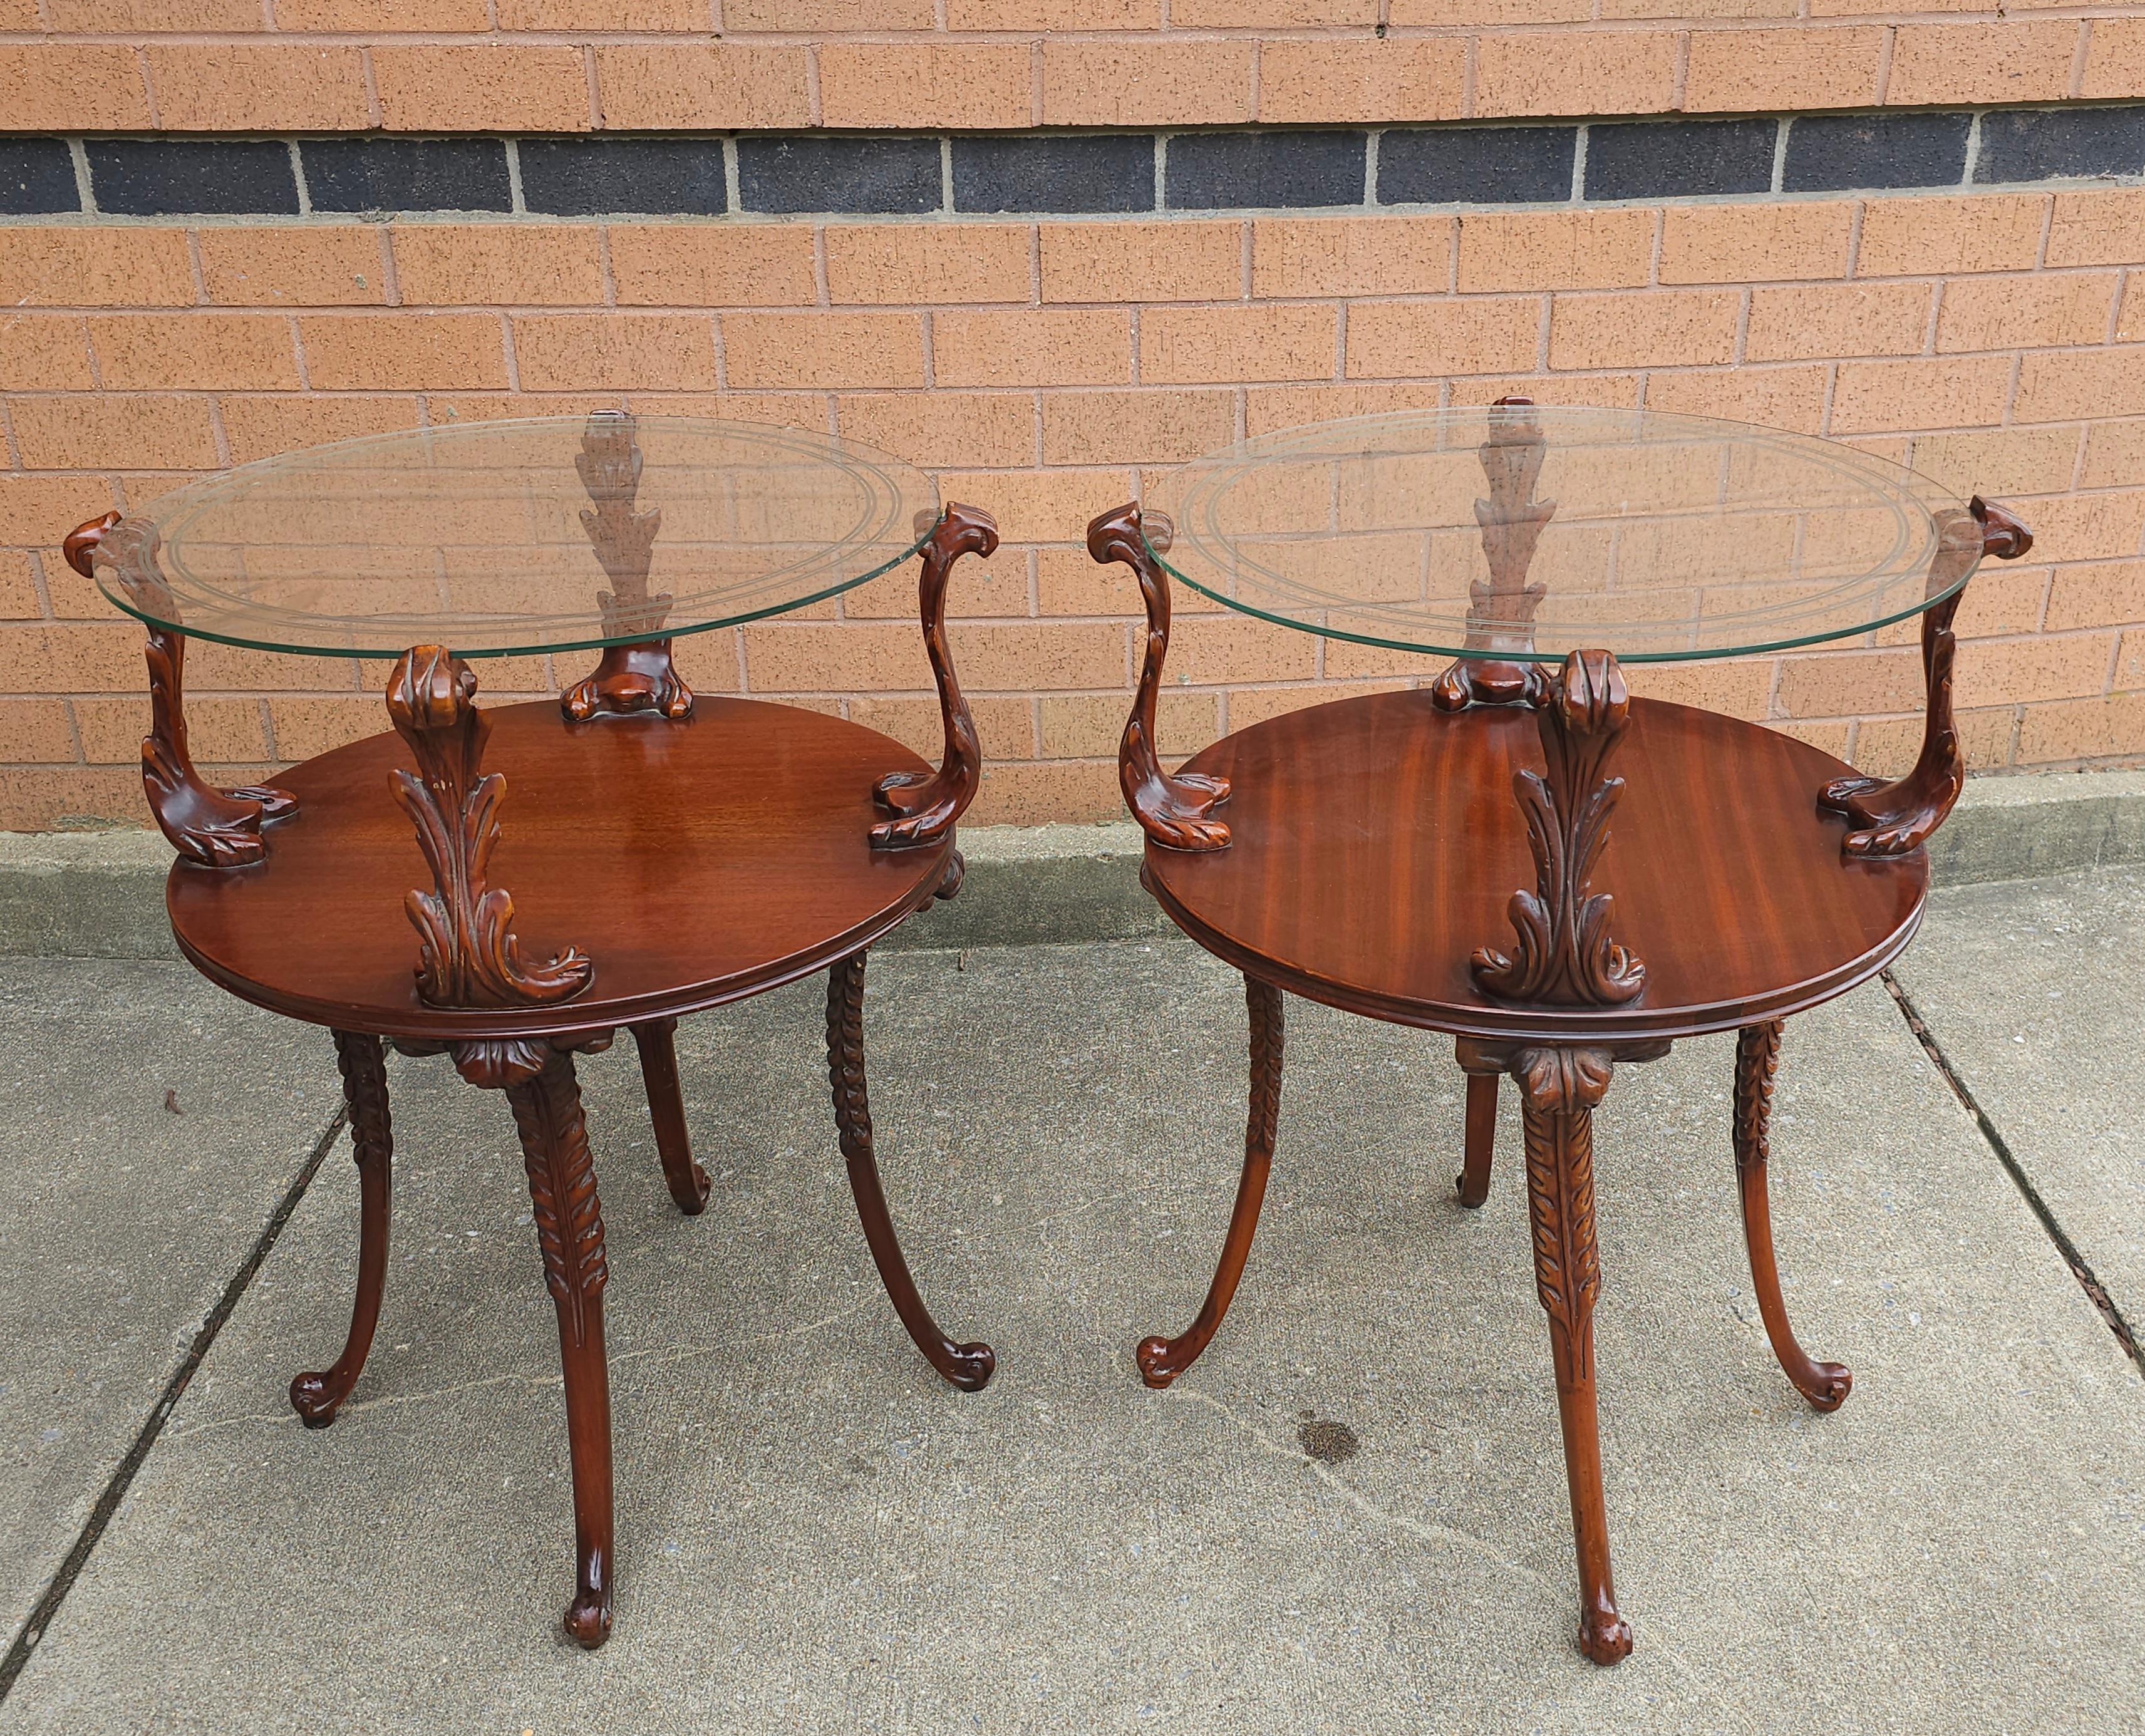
xmin=0 ymin=1100 xmax=353 ymax=1705
xmin=1880 ymin=968 xmax=2144 ymax=1378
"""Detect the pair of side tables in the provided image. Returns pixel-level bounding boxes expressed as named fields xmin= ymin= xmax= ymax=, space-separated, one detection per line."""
xmin=66 ymin=406 xmax=2029 ymax=1661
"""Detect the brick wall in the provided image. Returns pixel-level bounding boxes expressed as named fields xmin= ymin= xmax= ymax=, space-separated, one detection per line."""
xmin=2 ymin=7 xmax=2142 ymax=831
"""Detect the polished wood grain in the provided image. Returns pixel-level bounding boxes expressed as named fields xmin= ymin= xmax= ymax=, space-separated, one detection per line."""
xmin=66 ymin=511 xmax=298 ymax=867
xmin=1087 ymin=503 xmax=1233 ymax=852
xmin=1819 ymin=497 xmax=2034 ymax=858
xmin=1457 ymin=1070 xmax=1498 ymax=1208
xmin=871 ymin=503 xmax=999 ymax=850
xmin=167 ymin=697 xmax=956 ymax=1041
xmin=1734 ymin=1020 xmax=1851 ymax=1410
xmin=1142 ymin=691 xmax=1930 ymax=1045
xmin=633 ymin=1017 xmax=710 ymax=1215
xmin=289 ymin=1029 xmax=392 ymax=1428
xmin=1135 ymin=973 xmax=1284 ymax=1389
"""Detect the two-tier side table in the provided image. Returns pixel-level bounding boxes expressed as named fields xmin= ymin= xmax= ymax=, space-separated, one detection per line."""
xmin=65 ymin=413 xmax=1000 ymax=1648
xmin=1083 ymin=403 xmax=2032 ymax=1665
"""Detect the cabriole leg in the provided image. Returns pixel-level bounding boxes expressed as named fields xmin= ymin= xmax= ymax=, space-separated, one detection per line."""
xmin=1137 ymin=974 xmax=1285 ymax=1389
xmin=825 ymin=951 xmax=995 ymax=1391
xmin=1512 ymin=1045 xmax=1630 ymax=1666
xmin=632 ymin=1017 xmax=708 ymax=1215
xmin=1734 ymin=1021 xmax=1851 ymax=1411
xmin=502 ymin=1047 xmax=614 ymax=1649
xmin=290 ymin=1030 xmax=392 ymax=1427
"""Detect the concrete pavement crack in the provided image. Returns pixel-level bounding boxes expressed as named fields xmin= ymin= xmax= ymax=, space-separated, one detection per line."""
xmin=1881 ymin=968 xmax=2145 ymax=1378
xmin=0 ymin=1101 xmax=351 ymax=1707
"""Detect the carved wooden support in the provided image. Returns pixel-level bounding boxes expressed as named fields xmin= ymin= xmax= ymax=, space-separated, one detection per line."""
xmin=826 ymin=950 xmax=996 ymax=1389
xmin=66 ymin=512 xmax=297 ymax=867
xmin=1817 ymin=497 xmax=2034 ymax=858
xmin=1472 ymin=648 xmax=1646 ymax=1007
xmin=1734 ymin=1020 xmax=1853 ymax=1410
xmin=1087 ymin=502 xmax=1231 ymax=852
xmin=500 ymin=1042 xmax=614 ymax=1647
xmin=289 ymin=1029 xmax=393 ymax=1428
xmin=563 ymin=410 xmax=692 ymax=723
xmin=1136 ymin=973 xmax=1284 ymax=1389
xmin=1455 ymin=1035 xmax=1665 ymax=1667
xmin=1432 ymin=397 xmax=1554 ymax=713
xmin=386 ymin=646 xmax=594 ymax=1009
xmin=871 ymin=502 xmax=998 ymax=850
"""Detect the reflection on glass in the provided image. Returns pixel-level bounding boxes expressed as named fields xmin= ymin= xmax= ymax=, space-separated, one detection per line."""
xmin=1146 ymin=406 xmax=1972 ymax=663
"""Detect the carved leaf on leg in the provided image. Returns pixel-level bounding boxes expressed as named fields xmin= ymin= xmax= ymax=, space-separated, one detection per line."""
xmin=1087 ymin=502 xmax=1231 ymax=852
xmin=871 ymin=503 xmax=998 ymax=850
xmin=1473 ymin=649 xmax=1645 ymax=1006
xmin=563 ymin=410 xmax=692 ymax=721
xmin=68 ymin=513 xmax=297 ymax=867
xmin=1819 ymin=497 xmax=2034 ymax=858
xmin=504 ymin=1048 xmax=609 ymax=1351
xmin=386 ymin=646 xmax=594 ymax=1008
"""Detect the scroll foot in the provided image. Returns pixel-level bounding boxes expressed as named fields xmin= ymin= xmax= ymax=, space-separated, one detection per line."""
xmin=290 ymin=1030 xmax=393 ymax=1428
xmin=1735 ymin=1021 xmax=1852 ymax=1411
xmin=826 ymin=951 xmax=996 ymax=1390
xmin=1136 ymin=974 xmax=1283 ymax=1388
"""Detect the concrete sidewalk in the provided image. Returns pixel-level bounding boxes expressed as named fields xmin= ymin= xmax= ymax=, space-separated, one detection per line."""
xmin=0 ymin=877 xmax=2139 ymax=1732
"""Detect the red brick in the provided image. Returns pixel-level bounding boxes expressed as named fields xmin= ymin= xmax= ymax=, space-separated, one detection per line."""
xmin=825 ymin=225 xmax=1032 ymax=306
xmin=609 ymin=227 xmax=816 ymax=307
xmin=1658 ymin=203 xmax=1854 ymax=285
xmin=145 ymin=45 xmax=367 ymax=130
xmin=1474 ymin=31 xmax=1677 ymax=118
xmin=1345 ymin=297 xmax=1540 ymax=378
xmin=2013 ymin=351 xmax=2145 ymax=425
xmin=9 ymin=395 xmax=220 ymax=470
xmin=1548 ymin=291 xmax=1740 ymax=371
xmin=391 ymin=226 xmax=605 ymax=307
xmin=1040 ymin=222 xmax=1243 ymax=304
xmin=1644 ymin=366 xmax=1829 ymax=433
xmin=2045 ymin=190 xmax=2145 ymax=269
xmin=0 ymin=46 xmax=152 ymax=130
xmin=1855 ymin=195 xmax=2046 ymax=277
xmin=1256 ymin=39 xmax=1465 ymax=123
xmin=934 ymin=310 xmax=1132 ymax=388
xmin=1936 ymin=274 xmax=2118 ymax=354
xmin=1141 ymin=304 xmax=1335 ymax=385
xmin=513 ymin=316 xmax=718 ymax=391
xmin=1041 ymin=390 xmax=1236 ymax=465
xmin=1684 ymin=26 xmax=1884 ymax=111
xmin=723 ymin=313 xmax=926 ymax=390
xmin=1886 ymin=21 xmax=2080 ymax=106
xmin=820 ymin=44 xmax=1030 ymax=129
xmin=1745 ymin=283 xmax=1933 ymax=362
xmin=89 ymin=314 xmax=302 ymax=391
xmin=1829 ymin=356 xmax=2012 ymax=434
xmin=373 ymin=46 xmax=591 ymax=132
xmin=836 ymin=393 xmax=1036 ymax=470
xmin=0 ymin=230 xmax=193 ymax=309
xmin=299 ymin=314 xmax=510 ymax=391
xmin=1040 ymin=42 xmax=1254 ymax=126
xmin=1253 ymin=217 xmax=1453 ymax=299
xmin=200 ymin=228 xmax=385 ymax=308
xmin=593 ymin=45 xmax=811 ymax=130
xmin=218 ymin=395 xmax=424 ymax=465
xmin=1456 ymin=209 xmax=1653 ymax=294
xmin=0 ymin=317 xmax=95 ymax=392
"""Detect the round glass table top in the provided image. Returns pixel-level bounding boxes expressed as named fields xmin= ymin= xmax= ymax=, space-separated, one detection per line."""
xmin=1145 ymin=406 xmax=1978 ymax=663
xmin=91 ymin=415 xmax=938 ymax=659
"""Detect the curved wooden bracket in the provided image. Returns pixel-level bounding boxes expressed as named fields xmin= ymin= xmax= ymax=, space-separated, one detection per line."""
xmin=1818 ymin=496 xmax=2035 ymax=858
xmin=1087 ymin=502 xmax=1231 ymax=852
xmin=1432 ymin=397 xmax=1554 ymax=713
xmin=1473 ymin=649 xmax=1646 ymax=1006
xmin=871 ymin=502 xmax=998 ymax=850
xmin=66 ymin=512 xmax=298 ymax=867
xmin=563 ymin=411 xmax=693 ymax=723
xmin=386 ymin=646 xmax=594 ymax=1008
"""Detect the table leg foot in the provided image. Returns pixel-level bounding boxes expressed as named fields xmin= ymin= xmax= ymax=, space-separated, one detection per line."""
xmin=1511 ymin=1046 xmax=1631 ymax=1666
xmin=1735 ymin=1021 xmax=1852 ymax=1412
xmin=502 ymin=1047 xmax=615 ymax=1650
xmin=631 ymin=1018 xmax=709 ymax=1216
xmin=1457 ymin=1070 xmax=1497 ymax=1207
xmin=826 ymin=951 xmax=996 ymax=1392
xmin=1136 ymin=974 xmax=1284 ymax=1390
xmin=290 ymin=1030 xmax=393 ymax=1429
